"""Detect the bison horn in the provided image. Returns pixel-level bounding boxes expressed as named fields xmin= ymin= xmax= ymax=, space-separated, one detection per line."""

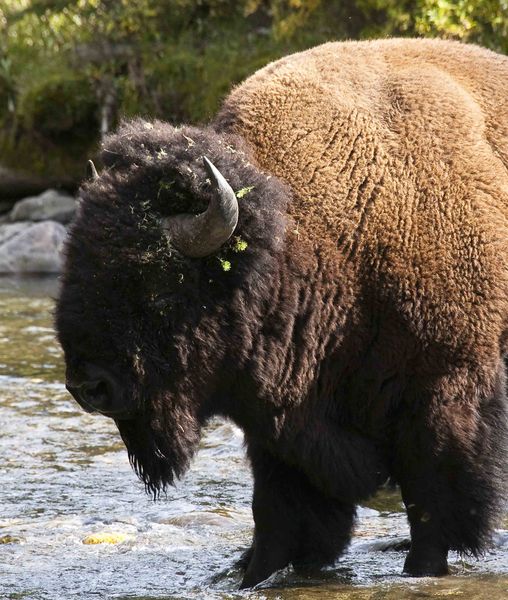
xmin=161 ymin=156 xmax=239 ymax=258
xmin=87 ymin=160 xmax=99 ymax=180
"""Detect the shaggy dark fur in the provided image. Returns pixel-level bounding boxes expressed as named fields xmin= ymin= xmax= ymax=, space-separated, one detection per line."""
xmin=57 ymin=39 xmax=508 ymax=589
xmin=57 ymin=119 xmax=289 ymax=496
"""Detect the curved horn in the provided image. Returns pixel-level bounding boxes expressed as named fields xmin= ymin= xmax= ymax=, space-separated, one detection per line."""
xmin=161 ymin=156 xmax=239 ymax=258
xmin=87 ymin=160 xmax=99 ymax=180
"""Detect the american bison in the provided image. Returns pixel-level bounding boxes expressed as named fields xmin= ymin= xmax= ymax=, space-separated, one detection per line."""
xmin=56 ymin=38 xmax=508 ymax=587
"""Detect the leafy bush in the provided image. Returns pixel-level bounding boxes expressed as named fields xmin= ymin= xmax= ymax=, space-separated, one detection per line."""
xmin=18 ymin=73 xmax=97 ymax=140
xmin=1 ymin=1 xmax=506 ymax=181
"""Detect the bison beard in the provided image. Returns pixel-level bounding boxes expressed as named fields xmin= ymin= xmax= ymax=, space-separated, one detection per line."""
xmin=116 ymin=401 xmax=200 ymax=499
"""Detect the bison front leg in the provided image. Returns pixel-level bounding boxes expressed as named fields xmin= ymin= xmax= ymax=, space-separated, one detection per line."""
xmin=394 ymin=365 xmax=507 ymax=577
xmin=240 ymin=442 xmax=355 ymax=589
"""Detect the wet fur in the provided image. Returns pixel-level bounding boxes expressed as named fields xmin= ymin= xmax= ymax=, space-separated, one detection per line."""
xmin=57 ymin=39 xmax=508 ymax=586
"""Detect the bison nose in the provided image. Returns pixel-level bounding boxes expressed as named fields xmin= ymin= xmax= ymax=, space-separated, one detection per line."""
xmin=66 ymin=363 xmax=126 ymax=417
xmin=67 ymin=379 xmax=111 ymax=413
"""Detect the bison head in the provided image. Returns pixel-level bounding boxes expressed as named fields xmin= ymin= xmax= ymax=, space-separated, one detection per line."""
xmin=56 ymin=119 xmax=288 ymax=497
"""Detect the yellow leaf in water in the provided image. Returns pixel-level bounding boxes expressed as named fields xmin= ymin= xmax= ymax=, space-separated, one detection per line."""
xmin=82 ymin=532 xmax=130 ymax=545
xmin=0 ymin=535 xmax=21 ymax=544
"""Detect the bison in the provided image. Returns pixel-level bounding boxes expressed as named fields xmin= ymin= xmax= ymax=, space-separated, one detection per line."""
xmin=56 ymin=38 xmax=508 ymax=588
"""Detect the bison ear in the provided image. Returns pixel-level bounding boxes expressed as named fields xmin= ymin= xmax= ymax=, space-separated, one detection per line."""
xmin=161 ymin=156 xmax=238 ymax=258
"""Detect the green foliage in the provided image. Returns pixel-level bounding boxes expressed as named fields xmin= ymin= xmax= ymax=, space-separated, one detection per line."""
xmin=232 ymin=236 xmax=248 ymax=252
xmin=1 ymin=1 xmax=506 ymax=179
xmin=236 ymin=186 xmax=255 ymax=199
xmin=356 ymin=0 xmax=508 ymax=53
xmin=415 ymin=1 xmax=508 ymax=54
xmin=218 ymin=257 xmax=231 ymax=272
xmin=18 ymin=72 xmax=97 ymax=139
xmin=246 ymin=0 xmax=323 ymax=39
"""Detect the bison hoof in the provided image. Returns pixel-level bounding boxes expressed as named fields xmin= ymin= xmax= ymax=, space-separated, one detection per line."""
xmin=403 ymin=549 xmax=449 ymax=577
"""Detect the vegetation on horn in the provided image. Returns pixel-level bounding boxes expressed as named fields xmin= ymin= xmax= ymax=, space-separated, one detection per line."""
xmin=1 ymin=0 xmax=507 ymax=181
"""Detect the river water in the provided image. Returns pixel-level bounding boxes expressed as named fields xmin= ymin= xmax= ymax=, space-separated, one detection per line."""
xmin=0 ymin=278 xmax=506 ymax=600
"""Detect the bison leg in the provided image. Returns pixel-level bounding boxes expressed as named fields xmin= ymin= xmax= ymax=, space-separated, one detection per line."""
xmin=401 ymin=492 xmax=450 ymax=577
xmin=234 ymin=545 xmax=254 ymax=570
xmin=394 ymin=365 xmax=507 ymax=577
xmin=239 ymin=443 xmax=355 ymax=589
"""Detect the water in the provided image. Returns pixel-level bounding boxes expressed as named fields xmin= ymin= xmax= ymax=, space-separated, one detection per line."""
xmin=0 ymin=277 xmax=506 ymax=600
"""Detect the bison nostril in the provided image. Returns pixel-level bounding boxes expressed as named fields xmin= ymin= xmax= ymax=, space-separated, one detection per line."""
xmin=78 ymin=379 xmax=111 ymax=411
xmin=66 ymin=366 xmax=135 ymax=418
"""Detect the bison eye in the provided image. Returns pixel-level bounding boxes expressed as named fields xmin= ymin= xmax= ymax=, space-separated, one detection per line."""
xmin=151 ymin=291 xmax=183 ymax=310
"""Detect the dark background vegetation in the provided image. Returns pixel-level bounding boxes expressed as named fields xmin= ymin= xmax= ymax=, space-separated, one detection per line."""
xmin=1 ymin=0 xmax=507 ymax=185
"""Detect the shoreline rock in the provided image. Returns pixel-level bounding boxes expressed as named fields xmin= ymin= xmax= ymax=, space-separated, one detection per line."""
xmin=0 ymin=220 xmax=68 ymax=273
xmin=8 ymin=189 xmax=76 ymax=224
xmin=0 ymin=189 xmax=77 ymax=273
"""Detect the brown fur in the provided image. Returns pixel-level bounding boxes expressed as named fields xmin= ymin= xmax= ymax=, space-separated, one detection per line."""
xmin=217 ymin=39 xmax=508 ymax=364
xmin=213 ymin=39 xmax=508 ymax=583
xmin=215 ymin=40 xmax=508 ymax=463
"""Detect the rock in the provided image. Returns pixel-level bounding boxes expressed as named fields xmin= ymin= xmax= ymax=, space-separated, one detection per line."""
xmin=0 ymin=221 xmax=67 ymax=273
xmin=9 ymin=189 xmax=77 ymax=224
xmin=0 ymin=222 xmax=34 ymax=245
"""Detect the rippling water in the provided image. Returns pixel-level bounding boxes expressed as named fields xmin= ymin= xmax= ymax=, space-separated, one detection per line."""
xmin=0 ymin=278 xmax=507 ymax=600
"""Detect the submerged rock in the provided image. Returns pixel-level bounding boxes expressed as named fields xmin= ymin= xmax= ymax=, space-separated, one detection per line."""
xmin=0 ymin=220 xmax=67 ymax=273
xmin=9 ymin=189 xmax=76 ymax=224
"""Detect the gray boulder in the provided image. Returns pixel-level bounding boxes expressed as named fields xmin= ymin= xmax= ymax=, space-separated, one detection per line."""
xmin=0 ymin=222 xmax=34 ymax=246
xmin=9 ymin=189 xmax=76 ymax=224
xmin=0 ymin=221 xmax=67 ymax=273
